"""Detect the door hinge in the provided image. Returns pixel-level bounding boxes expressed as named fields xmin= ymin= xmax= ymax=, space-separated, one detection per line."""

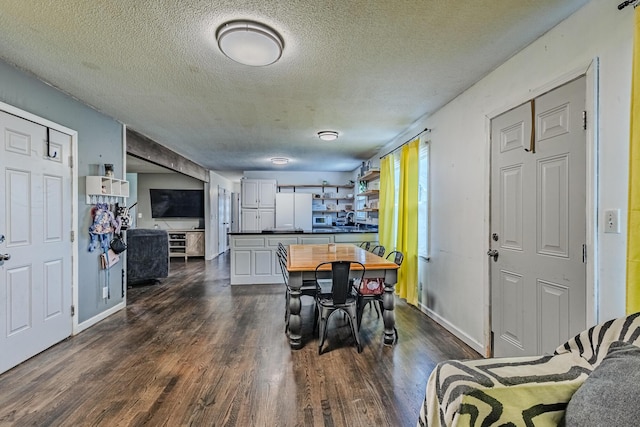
xmin=70 ymin=230 xmax=75 ymax=242
xmin=71 ymin=305 xmax=75 ymax=317
xmin=582 ymin=111 xmax=587 ymax=130
xmin=582 ymin=244 xmax=587 ymax=263
xmin=69 ymin=155 xmax=73 ymax=168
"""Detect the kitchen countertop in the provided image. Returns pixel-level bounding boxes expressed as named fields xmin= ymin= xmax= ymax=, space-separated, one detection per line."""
xmin=229 ymin=226 xmax=378 ymax=235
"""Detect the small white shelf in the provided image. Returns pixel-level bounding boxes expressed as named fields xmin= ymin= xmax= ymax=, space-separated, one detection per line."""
xmin=86 ymin=176 xmax=129 ymax=204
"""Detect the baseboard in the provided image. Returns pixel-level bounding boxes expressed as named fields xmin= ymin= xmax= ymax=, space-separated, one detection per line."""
xmin=417 ymin=302 xmax=485 ymax=355
xmin=75 ymin=302 xmax=126 ymax=334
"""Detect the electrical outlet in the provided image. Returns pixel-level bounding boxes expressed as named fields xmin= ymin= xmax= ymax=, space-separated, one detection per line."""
xmin=604 ymin=209 xmax=620 ymax=234
xmin=102 ymin=287 xmax=108 ymax=298
xmin=137 ymin=212 xmax=143 ymax=219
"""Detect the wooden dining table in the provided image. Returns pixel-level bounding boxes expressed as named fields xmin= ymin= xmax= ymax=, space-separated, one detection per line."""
xmin=286 ymin=243 xmax=400 ymax=349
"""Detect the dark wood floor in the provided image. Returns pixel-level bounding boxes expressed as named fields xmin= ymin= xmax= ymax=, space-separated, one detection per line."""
xmin=0 ymin=253 xmax=480 ymax=427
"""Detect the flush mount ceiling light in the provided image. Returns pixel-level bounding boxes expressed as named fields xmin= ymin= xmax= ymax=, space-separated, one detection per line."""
xmin=317 ymin=131 xmax=339 ymax=141
xmin=216 ymin=20 xmax=284 ymax=66
xmin=270 ymin=157 xmax=289 ymax=165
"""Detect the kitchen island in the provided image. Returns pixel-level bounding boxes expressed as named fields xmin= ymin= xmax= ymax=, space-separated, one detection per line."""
xmin=229 ymin=228 xmax=378 ymax=285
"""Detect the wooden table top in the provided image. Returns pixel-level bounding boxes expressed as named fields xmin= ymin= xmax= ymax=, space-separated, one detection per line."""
xmin=286 ymin=244 xmax=400 ymax=272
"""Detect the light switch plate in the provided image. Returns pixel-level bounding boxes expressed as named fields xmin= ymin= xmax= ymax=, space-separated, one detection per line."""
xmin=604 ymin=209 xmax=620 ymax=234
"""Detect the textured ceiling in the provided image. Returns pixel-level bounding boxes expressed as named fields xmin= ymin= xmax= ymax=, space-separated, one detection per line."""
xmin=0 ymin=0 xmax=589 ymax=174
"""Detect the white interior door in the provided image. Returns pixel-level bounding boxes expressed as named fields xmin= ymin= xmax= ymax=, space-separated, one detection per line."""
xmin=490 ymin=77 xmax=587 ymax=357
xmin=223 ymin=191 xmax=231 ymax=249
xmin=218 ymin=186 xmax=226 ymax=255
xmin=218 ymin=187 xmax=231 ymax=254
xmin=0 ymin=110 xmax=73 ymax=374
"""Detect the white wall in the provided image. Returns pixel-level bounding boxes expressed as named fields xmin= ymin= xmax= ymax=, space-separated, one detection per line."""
xmin=379 ymin=0 xmax=633 ymax=354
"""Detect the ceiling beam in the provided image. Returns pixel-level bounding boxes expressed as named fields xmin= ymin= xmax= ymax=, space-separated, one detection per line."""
xmin=126 ymin=129 xmax=209 ymax=182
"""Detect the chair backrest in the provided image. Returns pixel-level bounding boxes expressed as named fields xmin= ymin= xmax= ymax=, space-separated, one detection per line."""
xmin=359 ymin=241 xmax=371 ymax=251
xmin=386 ymin=250 xmax=404 ymax=266
xmin=315 ymin=260 xmax=365 ymax=305
xmin=370 ymin=245 xmax=385 ymax=257
xmin=278 ymin=242 xmax=288 ymax=256
xmin=277 ymin=245 xmax=289 ymax=283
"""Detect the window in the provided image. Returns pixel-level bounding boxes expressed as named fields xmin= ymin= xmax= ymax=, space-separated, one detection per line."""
xmin=390 ymin=153 xmax=400 ymax=249
xmin=418 ymin=140 xmax=429 ymax=258
xmin=385 ymin=139 xmax=428 ymax=255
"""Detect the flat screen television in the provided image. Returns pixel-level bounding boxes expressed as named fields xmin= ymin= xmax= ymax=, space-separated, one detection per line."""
xmin=149 ymin=189 xmax=204 ymax=218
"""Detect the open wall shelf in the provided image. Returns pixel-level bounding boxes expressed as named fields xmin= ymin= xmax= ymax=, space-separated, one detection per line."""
xmin=86 ymin=176 xmax=129 ymax=204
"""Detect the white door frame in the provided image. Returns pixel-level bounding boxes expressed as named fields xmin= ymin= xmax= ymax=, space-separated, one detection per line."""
xmin=0 ymin=100 xmax=79 ymax=335
xmin=483 ymin=59 xmax=599 ymax=357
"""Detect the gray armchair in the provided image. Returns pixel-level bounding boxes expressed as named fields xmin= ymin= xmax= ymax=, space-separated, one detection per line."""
xmin=126 ymin=228 xmax=169 ymax=285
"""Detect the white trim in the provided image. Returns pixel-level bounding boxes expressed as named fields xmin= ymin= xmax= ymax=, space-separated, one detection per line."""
xmin=0 ymin=100 xmax=81 ymax=337
xmin=585 ymin=59 xmax=599 ymax=327
xmin=71 ymin=132 xmax=79 ymax=335
xmin=418 ymin=303 xmax=485 ymax=355
xmin=484 ymin=58 xmax=599 ymax=356
xmin=482 ymin=110 xmax=492 ymax=358
xmin=486 ymin=62 xmax=593 ymax=120
xmin=122 ymin=124 xmax=128 ymax=309
xmin=76 ymin=301 xmax=126 ymax=333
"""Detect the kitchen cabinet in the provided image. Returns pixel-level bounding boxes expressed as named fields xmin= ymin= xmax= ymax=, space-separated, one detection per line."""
xmin=241 ymin=179 xmax=276 ymax=231
xmin=229 ymin=231 xmax=378 ymax=284
xmin=275 ymin=193 xmax=312 ymax=230
xmin=241 ymin=208 xmax=275 ymax=231
xmin=277 ymin=184 xmax=355 ymax=224
xmin=242 ymin=179 xmax=276 ymax=208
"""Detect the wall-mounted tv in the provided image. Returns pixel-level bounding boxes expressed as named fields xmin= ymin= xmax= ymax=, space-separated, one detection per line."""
xmin=150 ymin=189 xmax=204 ymax=218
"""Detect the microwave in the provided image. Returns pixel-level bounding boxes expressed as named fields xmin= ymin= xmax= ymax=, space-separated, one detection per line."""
xmin=313 ymin=215 xmax=333 ymax=227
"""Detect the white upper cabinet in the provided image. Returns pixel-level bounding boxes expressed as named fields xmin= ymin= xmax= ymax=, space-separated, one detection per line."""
xmin=241 ymin=179 xmax=276 ymax=208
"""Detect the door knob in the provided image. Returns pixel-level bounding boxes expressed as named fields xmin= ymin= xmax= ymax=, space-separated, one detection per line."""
xmin=0 ymin=253 xmax=10 ymax=261
xmin=487 ymin=249 xmax=499 ymax=262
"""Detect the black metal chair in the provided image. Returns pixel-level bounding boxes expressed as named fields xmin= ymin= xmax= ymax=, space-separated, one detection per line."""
xmin=359 ymin=241 xmax=371 ymax=251
xmin=370 ymin=245 xmax=385 ymax=257
xmin=355 ymin=250 xmax=404 ymax=338
xmin=386 ymin=250 xmax=404 ymax=267
xmin=314 ymin=260 xmax=365 ymax=354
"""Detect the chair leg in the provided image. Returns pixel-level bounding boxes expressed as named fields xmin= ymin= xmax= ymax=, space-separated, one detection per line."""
xmin=356 ymin=296 xmax=365 ymax=331
xmin=346 ymin=306 xmax=362 ymax=353
xmin=313 ymin=302 xmax=319 ymax=336
xmin=318 ymin=308 xmax=328 ymax=355
xmin=373 ymin=299 xmax=381 ymax=318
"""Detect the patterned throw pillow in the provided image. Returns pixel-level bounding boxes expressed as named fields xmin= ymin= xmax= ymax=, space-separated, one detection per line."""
xmin=358 ymin=278 xmax=384 ymax=295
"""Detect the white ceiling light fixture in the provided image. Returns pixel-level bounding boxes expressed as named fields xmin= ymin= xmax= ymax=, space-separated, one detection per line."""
xmin=216 ymin=20 xmax=284 ymax=67
xmin=317 ymin=131 xmax=339 ymax=141
xmin=270 ymin=157 xmax=289 ymax=165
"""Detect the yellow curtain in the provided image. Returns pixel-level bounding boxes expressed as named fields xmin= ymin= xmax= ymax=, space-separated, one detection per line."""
xmin=396 ymin=139 xmax=420 ymax=305
xmin=379 ymin=155 xmax=396 ymax=253
xmin=627 ymin=7 xmax=640 ymax=314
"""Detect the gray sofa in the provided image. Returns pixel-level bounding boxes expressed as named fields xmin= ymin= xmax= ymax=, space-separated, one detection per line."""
xmin=126 ymin=228 xmax=169 ymax=285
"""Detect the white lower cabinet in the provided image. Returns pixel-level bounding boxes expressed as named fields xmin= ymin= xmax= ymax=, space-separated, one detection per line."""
xmin=230 ymin=236 xmax=278 ymax=284
xmin=229 ymin=232 xmax=378 ymax=285
xmin=241 ymin=208 xmax=275 ymax=231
